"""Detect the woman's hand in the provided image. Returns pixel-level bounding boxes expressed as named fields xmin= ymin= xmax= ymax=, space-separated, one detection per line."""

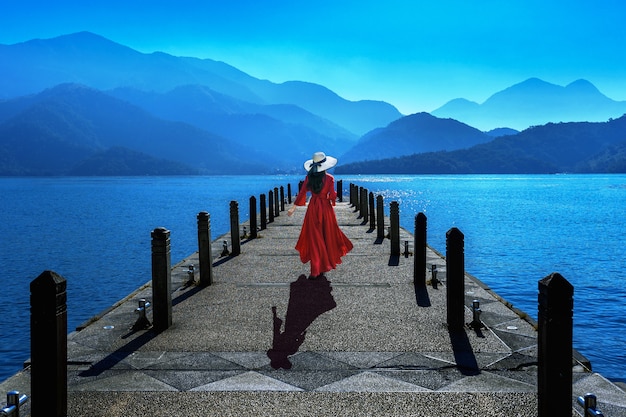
xmin=287 ymin=206 xmax=296 ymax=216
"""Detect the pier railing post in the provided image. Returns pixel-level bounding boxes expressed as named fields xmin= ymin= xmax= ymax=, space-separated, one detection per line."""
xmin=249 ymin=196 xmax=258 ymax=239
xmin=368 ymin=192 xmax=376 ymax=229
xmin=360 ymin=187 xmax=368 ymax=220
xmin=30 ymin=270 xmax=67 ymax=417
xmin=376 ymin=195 xmax=385 ymax=241
xmin=280 ymin=186 xmax=285 ymax=212
xmin=337 ymin=179 xmax=343 ymax=202
xmin=390 ymin=201 xmax=400 ymax=256
xmin=268 ymin=190 xmax=274 ymax=223
xmin=538 ymin=272 xmax=573 ymax=417
xmin=350 ymin=184 xmax=356 ymax=208
xmin=414 ymin=213 xmax=427 ymax=287
xmin=287 ymin=184 xmax=292 ymax=204
xmin=260 ymin=194 xmax=267 ymax=230
xmin=197 ymin=211 xmax=214 ymax=287
xmin=274 ymin=187 xmax=280 ymax=217
xmin=446 ymin=227 xmax=464 ymax=330
xmin=152 ymin=227 xmax=172 ymax=332
xmin=348 ymin=183 xmax=353 ymax=206
xmin=229 ymin=200 xmax=241 ymax=256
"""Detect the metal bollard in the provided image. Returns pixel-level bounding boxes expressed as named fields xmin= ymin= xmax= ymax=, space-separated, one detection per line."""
xmin=187 ymin=264 xmax=195 ymax=284
xmin=1 ymin=391 xmax=28 ymax=417
xmin=221 ymin=240 xmax=230 ymax=257
xmin=403 ymin=240 xmax=412 ymax=258
xmin=577 ymin=394 xmax=604 ymax=417
xmin=430 ymin=264 xmax=439 ymax=289
xmin=132 ymin=298 xmax=152 ymax=331
xmin=469 ymin=299 xmax=485 ymax=329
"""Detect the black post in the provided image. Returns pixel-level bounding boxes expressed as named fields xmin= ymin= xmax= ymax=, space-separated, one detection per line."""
xmin=287 ymin=184 xmax=292 ymax=204
xmin=368 ymin=192 xmax=376 ymax=228
xmin=349 ymin=184 xmax=355 ymax=207
xmin=152 ymin=227 xmax=172 ymax=333
xmin=414 ymin=213 xmax=427 ymax=287
xmin=230 ymin=200 xmax=241 ymax=256
xmin=361 ymin=188 xmax=369 ymax=223
xmin=197 ymin=212 xmax=214 ymax=286
xmin=30 ymin=270 xmax=67 ymax=417
xmin=446 ymin=227 xmax=464 ymax=330
xmin=390 ymin=201 xmax=400 ymax=256
xmin=376 ymin=195 xmax=385 ymax=241
xmin=260 ymin=194 xmax=267 ymax=230
xmin=274 ymin=187 xmax=280 ymax=217
xmin=249 ymin=196 xmax=258 ymax=239
xmin=538 ymin=273 xmax=573 ymax=417
xmin=268 ymin=190 xmax=274 ymax=223
xmin=280 ymin=186 xmax=285 ymax=212
xmin=337 ymin=179 xmax=343 ymax=202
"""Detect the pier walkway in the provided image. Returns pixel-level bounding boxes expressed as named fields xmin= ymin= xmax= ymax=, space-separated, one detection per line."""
xmin=3 ymin=201 xmax=626 ymax=416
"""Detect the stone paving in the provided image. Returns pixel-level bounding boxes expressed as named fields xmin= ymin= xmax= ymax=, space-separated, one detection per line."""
xmin=2 ymin=200 xmax=626 ymax=416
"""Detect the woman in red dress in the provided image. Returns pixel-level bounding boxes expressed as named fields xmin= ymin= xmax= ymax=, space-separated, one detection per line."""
xmin=287 ymin=152 xmax=353 ymax=279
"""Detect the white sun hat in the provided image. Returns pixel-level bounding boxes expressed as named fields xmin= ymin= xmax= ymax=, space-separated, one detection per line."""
xmin=303 ymin=151 xmax=337 ymax=172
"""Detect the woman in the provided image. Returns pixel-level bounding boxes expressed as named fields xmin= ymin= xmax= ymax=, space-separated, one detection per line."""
xmin=287 ymin=152 xmax=353 ymax=279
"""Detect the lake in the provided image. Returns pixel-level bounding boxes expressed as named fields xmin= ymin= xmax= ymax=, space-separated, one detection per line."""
xmin=0 ymin=174 xmax=624 ymax=383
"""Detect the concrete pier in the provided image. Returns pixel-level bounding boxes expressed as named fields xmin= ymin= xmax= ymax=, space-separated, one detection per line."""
xmin=2 ymin=201 xmax=626 ymax=416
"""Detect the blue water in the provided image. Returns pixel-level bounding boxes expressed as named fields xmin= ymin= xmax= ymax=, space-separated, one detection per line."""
xmin=1 ymin=174 xmax=624 ymax=383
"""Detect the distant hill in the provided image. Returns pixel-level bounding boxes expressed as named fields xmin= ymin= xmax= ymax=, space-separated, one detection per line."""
xmin=335 ymin=115 xmax=626 ymax=174
xmin=69 ymin=147 xmax=200 ymax=176
xmin=107 ymin=84 xmax=358 ymax=168
xmin=0 ymin=84 xmax=263 ymax=175
xmin=0 ymin=31 xmax=402 ymax=136
xmin=432 ymin=78 xmax=626 ymax=131
xmin=3 ymin=32 xmax=626 ymax=176
xmin=340 ymin=112 xmax=493 ymax=163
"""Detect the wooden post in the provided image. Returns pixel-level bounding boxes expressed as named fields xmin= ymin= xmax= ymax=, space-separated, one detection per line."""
xmin=197 ymin=212 xmax=214 ymax=286
xmin=274 ymin=187 xmax=280 ymax=217
xmin=260 ymin=194 xmax=267 ymax=230
xmin=268 ymin=190 xmax=274 ymax=223
xmin=337 ymin=179 xmax=343 ymax=202
xmin=390 ymin=201 xmax=400 ymax=256
xmin=538 ymin=273 xmax=573 ymax=417
xmin=414 ymin=213 xmax=427 ymax=287
xmin=151 ymin=227 xmax=172 ymax=333
xmin=249 ymin=196 xmax=258 ymax=239
xmin=361 ymin=188 xmax=369 ymax=223
xmin=287 ymin=183 xmax=292 ymax=204
xmin=230 ymin=200 xmax=241 ymax=256
xmin=368 ymin=192 xmax=376 ymax=228
xmin=446 ymin=227 xmax=464 ymax=330
xmin=30 ymin=270 xmax=67 ymax=417
xmin=280 ymin=186 xmax=285 ymax=212
xmin=376 ymin=195 xmax=385 ymax=241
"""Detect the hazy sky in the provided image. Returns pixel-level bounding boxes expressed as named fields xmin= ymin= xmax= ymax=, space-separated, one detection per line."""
xmin=2 ymin=0 xmax=626 ymax=114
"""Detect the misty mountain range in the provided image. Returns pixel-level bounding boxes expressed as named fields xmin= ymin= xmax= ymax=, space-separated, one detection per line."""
xmin=0 ymin=32 xmax=625 ymax=175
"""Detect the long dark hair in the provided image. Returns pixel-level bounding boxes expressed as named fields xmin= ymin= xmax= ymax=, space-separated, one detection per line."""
xmin=307 ymin=164 xmax=326 ymax=194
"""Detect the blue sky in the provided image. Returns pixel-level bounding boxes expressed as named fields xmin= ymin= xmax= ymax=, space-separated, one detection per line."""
xmin=2 ymin=0 xmax=626 ymax=114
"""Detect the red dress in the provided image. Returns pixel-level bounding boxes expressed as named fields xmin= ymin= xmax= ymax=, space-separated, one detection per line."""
xmin=293 ymin=173 xmax=353 ymax=276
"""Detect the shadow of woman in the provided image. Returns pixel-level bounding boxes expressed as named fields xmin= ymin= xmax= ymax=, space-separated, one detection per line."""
xmin=267 ymin=274 xmax=336 ymax=369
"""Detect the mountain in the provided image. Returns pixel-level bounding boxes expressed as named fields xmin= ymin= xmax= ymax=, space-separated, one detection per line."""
xmin=107 ymin=84 xmax=358 ymax=167
xmin=0 ymin=31 xmax=402 ymax=136
xmin=0 ymin=84 xmax=264 ymax=175
xmin=69 ymin=147 xmax=200 ymax=176
xmin=432 ymin=78 xmax=626 ymax=131
xmin=335 ymin=116 xmax=626 ymax=174
xmin=340 ymin=112 xmax=493 ymax=163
